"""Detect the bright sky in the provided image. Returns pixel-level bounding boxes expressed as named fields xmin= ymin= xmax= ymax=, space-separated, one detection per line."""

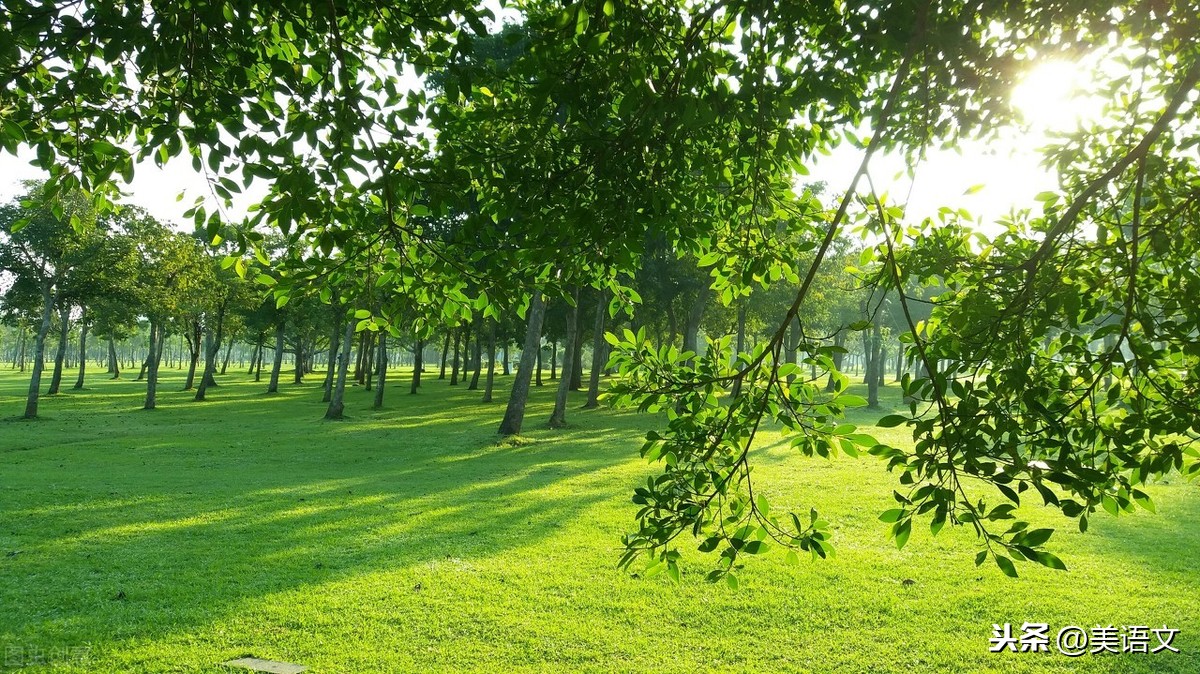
xmin=0 ymin=59 xmax=1091 ymax=233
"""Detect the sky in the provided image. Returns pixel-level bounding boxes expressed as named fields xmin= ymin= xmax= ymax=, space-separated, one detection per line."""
xmin=0 ymin=59 xmax=1090 ymax=234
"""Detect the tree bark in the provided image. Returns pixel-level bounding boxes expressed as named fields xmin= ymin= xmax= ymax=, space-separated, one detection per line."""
xmin=183 ymin=320 xmax=201 ymax=390
xmin=549 ymin=287 xmax=581 ymax=428
xmin=143 ymin=321 xmax=164 ymax=410
xmin=499 ymin=291 xmax=545 ymax=436
xmin=535 ymin=343 xmax=543 ymax=386
xmin=583 ymin=291 xmax=607 ymax=409
xmin=482 ymin=320 xmax=497 ymax=403
xmin=107 ymin=335 xmax=120 ymax=379
xmin=372 ymin=331 xmax=388 ymax=408
xmin=267 ymin=320 xmax=285 ymax=393
xmin=323 ymin=319 xmax=341 ymax=402
xmin=825 ymin=331 xmax=846 ymax=392
xmin=867 ymin=320 xmax=882 ymax=408
xmin=438 ymin=331 xmax=450 ymax=379
xmin=195 ymin=306 xmax=226 ymax=401
xmin=449 ymin=328 xmax=462 ymax=385
xmin=220 ymin=338 xmax=233 ymax=375
xmin=46 ymin=302 xmax=69 ymax=395
xmin=23 ymin=284 xmax=54 ymax=418
xmin=468 ymin=314 xmax=483 ymax=390
xmin=502 ymin=341 xmax=510 ymax=376
xmin=72 ymin=309 xmax=89 ymax=390
xmin=326 ymin=320 xmax=355 ymax=419
xmin=681 ymin=287 xmax=710 ymax=367
xmin=410 ymin=337 xmax=424 ymax=394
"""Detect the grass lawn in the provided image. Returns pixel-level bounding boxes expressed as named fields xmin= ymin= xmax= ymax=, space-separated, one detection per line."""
xmin=1 ymin=365 xmax=1197 ymax=673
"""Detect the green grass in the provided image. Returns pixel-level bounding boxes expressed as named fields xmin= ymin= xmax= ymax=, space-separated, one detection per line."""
xmin=1 ymin=365 xmax=1197 ymax=673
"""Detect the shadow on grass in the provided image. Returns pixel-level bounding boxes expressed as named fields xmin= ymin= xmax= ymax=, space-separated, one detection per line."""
xmin=0 ymin=366 xmax=644 ymax=659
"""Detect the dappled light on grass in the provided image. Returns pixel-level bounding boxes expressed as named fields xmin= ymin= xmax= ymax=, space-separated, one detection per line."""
xmin=1 ymin=367 xmax=1197 ymax=672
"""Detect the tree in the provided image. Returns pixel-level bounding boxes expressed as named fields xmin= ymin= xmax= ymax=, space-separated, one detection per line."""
xmin=5 ymin=0 xmax=1198 ymax=582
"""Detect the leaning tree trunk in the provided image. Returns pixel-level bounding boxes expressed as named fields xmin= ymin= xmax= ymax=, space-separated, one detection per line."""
xmin=195 ymin=307 xmax=226 ymax=401
xmin=183 ymin=321 xmax=201 ymax=390
xmin=499 ymin=291 xmax=546 ymax=436
xmin=467 ymin=314 xmax=483 ymax=391
xmin=583 ymin=292 xmax=607 ymax=409
xmin=323 ymin=319 xmax=341 ymax=403
xmin=220 ymin=338 xmax=233 ymax=375
xmin=482 ymin=321 xmax=497 ymax=403
xmin=372 ymin=331 xmax=388 ymax=409
xmin=107 ymin=335 xmax=120 ymax=379
xmin=326 ymin=320 xmax=356 ymax=420
xmin=570 ymin=320 xmax=584 ymax=391
xmin=267 ymin=321 xmax=285 ymax=393
xmin=449 ymin=329 xmax=462 ymax=386
xmin=825 ymin=331 xmax=847 ymax=392
xmin=72 ymin=310 xmax=89 ymax=390
xmin=549 ymin=287 xmax=581 ymax=428
xmin=46 ymin=303 xmax=70 ymax=395
xmin=438 ymin=332 xmax=450 ymax=379
xmin=867 ymin=320 xmax=882 ymax=408
xmin=23 ymin=284 xmax=55 ymax=419
xmin=143 ymin=321 xmax=164 ymax=410
xmin=410 ymin=337 xmax=424 ymax=394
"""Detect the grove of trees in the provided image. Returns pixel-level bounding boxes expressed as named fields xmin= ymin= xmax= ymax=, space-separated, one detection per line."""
xmin=2 ymin=0 xmax=1198 ymax=587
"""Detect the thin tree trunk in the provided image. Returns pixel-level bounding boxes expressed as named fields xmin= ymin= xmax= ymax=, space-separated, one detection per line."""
xmin=195 ymin=306 xmax=226 ymax=401
xmin=449 ymin=329 xmax=461 ymax=385
xmin=570 ymin=320 xmax=583 ymax=391
xmin=46 ymin=302 xmax=69 ymax=395
xmin=583 ymin=291 xmax=607 ymax=409
xmin=72 ymin=310 xmax=89 ymax=390
xmin=468 ymin=314 xmax=483 ymax=391
xmin=499 ymin=291 xmax=546 ymax=436
xmin=867 ymin=320 xmax=882 ymax=408
xmin=254 ymin=337 xmax=265 ymax=381
xmin=220 ymin=338 xmax=233 ymax=375
xmin=535 ymin=342 xmax=543 ymax=386
xmin=482 ymin=320 xmax=497 ymax=403
xmin=549 ymin=287 xmax=581 ymax=428
xmin=373 ymin=332 xmax=387 ymax=409
xmin=108 ymin=335 xmax=120 ymax=379
xmin=268 ymin=321 xmax=285 ymax=393
xmin=326 ymin=320 xmax=356 ymax=419
xmin=549 ymin=338 xmax=557 ymax=380
xmin=410 ymin=337 xmax=424 ymax=394
xmin=502 ymin=341 xmax=510 ymax=376
xmin=681 ymin=287 xmax=710 ymax=367
xmin=183 ymin=321 xmax=201 ymax=390
xmin=143 ymin=321 xmax=164 ymax=410
xmin=825 ymin=331 xmax=846 ymax=392
xmin=323 ymin=319 xmax=341 ymax=402
xmin=23 ymin=285 xmax=54 ymax=418
xmin=438 ymin=332 xmax=450 ymax=379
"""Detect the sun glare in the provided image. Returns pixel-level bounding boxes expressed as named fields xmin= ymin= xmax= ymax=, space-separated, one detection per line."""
xmin=1011 ymin=60 xmax=1093 ymax=132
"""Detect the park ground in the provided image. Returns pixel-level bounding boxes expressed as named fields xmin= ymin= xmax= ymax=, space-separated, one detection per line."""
xmin=0 ymin=367 xmax=1197 ymax=673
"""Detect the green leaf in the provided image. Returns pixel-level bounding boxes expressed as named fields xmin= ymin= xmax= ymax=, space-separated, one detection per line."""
xmin=877 ymin=414 xmax=907 ymax=428
xmin=878 ymin=508 xmax=904 ymax=523
xmin=995 ymin=554 xmax=1018 ymax=578
xmin=1033 ymin=551 xmax=1067 ymax=571
xmin=894 ymin=519 xmax=911 ymax=550
xmin=354 ymin=309 xmax=371 ymax=319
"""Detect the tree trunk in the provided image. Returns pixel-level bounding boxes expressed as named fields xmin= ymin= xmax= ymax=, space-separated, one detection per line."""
xmin=499 ymin=291 xmax=546 ymax=436
xmin=502 ymin=341 xmax=511 ymax=376
xmin=867 ymin=320 xmax=882 ymax=408
xmin=220 ymin=338 xmax=234 ymax=375
xmin=482 ymin=321 xmax=497 ymax=403
xmin=549 ymin=287 xmax=581 ymax=428
xmin=254 ymin=337 xmax=265 ymax=382
xmin=438 ymin=332 xmax=450 ymax=379
xmin=294 ymin=339 xmax=306 ymax=385
xmin=267 ymin=321 xmax=285 ymax=393
xmin=535 ymin=343 xmax=543 ymax=386
xmin=143 ymin=321 xmax=164 ymax=410
xmin=468 ymin=315 xmax=483 ymax=391
xmin=46 ymin=302 xmax=69 ymax=395
xmin=323 ymin=319 xmax=341 ymax=403
xmin=583 ymin=291 xmax=607 ymax=409
xmin=23 ymin=285 xmax=54 ymax=418
xmin=410 ymin=337 xmax=424 ymax=394
xmin=326 ymin=320 xmax=356 ymax=420
xmin=107 ymin=335 xmax=120 ymax=379
xmin=195 ymin=306 xmax=226 ymax=401
xmin=825 ymin=331 xmax=846 ymax=392
xmin=183 ymin=320 xmax=201 ymax=390
xmin=372 ymin=332 xmax=388 ymax=408
xmin=570 ymin=317 xmax=584 ymax=391
xmin=72 ymin=310 xmax=89 ymax=390
xmin=549 ymin=338 xmax=557 ymax=380
xmin=449 ymin=329 xmax=462 ymax=385
xmin=682 ymin=287 xmax=710 ymax=367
